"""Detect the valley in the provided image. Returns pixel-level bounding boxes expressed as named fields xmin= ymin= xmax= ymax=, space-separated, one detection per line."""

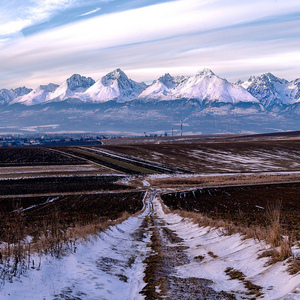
xmin=1 ymin=69 xmax=300 ymax=135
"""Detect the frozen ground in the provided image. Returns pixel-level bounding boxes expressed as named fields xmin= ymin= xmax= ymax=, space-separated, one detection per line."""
xmin=1 ymin=183 xmax=299 ymax=299
xmin=0 ymin=203 xmax=151 ymax=300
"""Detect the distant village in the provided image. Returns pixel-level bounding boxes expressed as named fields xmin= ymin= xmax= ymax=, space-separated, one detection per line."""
xmin=0 ymin=133 xmax=106 ymax=147
xmin=0 ymin=132 xmax=171 ymax=147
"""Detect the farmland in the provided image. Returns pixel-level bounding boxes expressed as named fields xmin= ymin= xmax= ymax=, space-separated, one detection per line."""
xmin=161 ymin=182 xmax=300 ymax=239
xmin=0 ymin=192 xmax=144 ymax=244
xmin=0 ymin=132 xmax=299 ymax=299
xmin=0 ymin=147 xmax=85 ymax=166
xmin=100 ymin=138 xmax=300 ymax=173
xmin=0 ymin=175 xmax=130 ymax=196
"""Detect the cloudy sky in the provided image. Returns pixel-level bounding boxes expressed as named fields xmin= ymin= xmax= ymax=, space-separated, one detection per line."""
xmin=1 ymin=0 xmax=300 ymax=89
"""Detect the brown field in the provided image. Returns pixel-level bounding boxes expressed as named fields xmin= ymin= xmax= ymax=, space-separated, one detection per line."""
xmin=100 ymin=139 xmax=300 ymax=173
xmin=0 ymin=175 xmax=131 ymax=196
xmin=0 ymin=133 xmax=300 ymax=286
xmin=0 ymin=192 xmax=145 ymax=244
xmin=0 ymin=147 xmax=86 ymax=166
xmin=161 ymin=182 xmax=300 ymax=239
xmin=146 ymin=172 xmax=300 ymax=190
xmin=0 ymin=164 xmax=118 ymax=179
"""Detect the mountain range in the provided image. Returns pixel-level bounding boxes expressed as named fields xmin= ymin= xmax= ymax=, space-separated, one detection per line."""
xmin=1 ymin=68 xmax=300 ymax=135
xmin=1 ymin=68 xmax=300 ymax=106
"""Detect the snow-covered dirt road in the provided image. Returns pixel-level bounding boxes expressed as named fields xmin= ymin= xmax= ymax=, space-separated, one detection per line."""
xmin=1 ymin=186 xmax=300 ymax=299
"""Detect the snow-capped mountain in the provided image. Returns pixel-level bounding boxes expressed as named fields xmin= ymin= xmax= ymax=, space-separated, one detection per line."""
xmin=0 ymin=89 xmax=19 ymax=105
xmin=237 ymin=73 xmax=300 ymax=106
xmin=49 ymin=74 xmax=95 ymax=101
xmin=83 ymin=69 xmax=147 ymax=103
xmin=4 ymin=68 xmax=300 ymax=107
xmin=139 ymin=73 xmax=187 ymax=99
xmin=12 ymin=75 xmax=95 ymax=105
xmin=11 ymin=84 xmax=59 ymax=106
xmin=173 ymin=69 xmax=258 ymax=103
xmin=0 ymin=87 xmax=32 ymax=105
xmin=140 ymin=69 xmax=258 ymax=104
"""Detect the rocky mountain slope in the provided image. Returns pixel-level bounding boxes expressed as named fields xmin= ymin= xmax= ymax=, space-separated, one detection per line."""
xmin=237 ymin=73 xmax=300 ymax=106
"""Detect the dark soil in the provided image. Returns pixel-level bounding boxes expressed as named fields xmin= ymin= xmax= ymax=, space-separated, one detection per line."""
xmin=58 ymin=147 xmax=149 ymax=175
xmin=100 ymin=139 xmax=300 ymax=173
xmin=0 ymin=175 xmax=130 ymax=195
xmin=161 ymin=182 xmax=300 ymax=239
xmin=0 ymin=191 xmax=144 ymax=243
xmin=80 ymin=146 xmax=191 ymax=174
xmin=0 ymin=147 xmax=85 ymax=166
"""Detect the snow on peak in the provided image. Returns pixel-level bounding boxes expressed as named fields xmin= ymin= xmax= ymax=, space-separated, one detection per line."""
xmin=101 ymin=69 xmax=125 ymax=87
xmin=195 ymin=68 xmax=215 ymax=77
xmin=158 ymin=73 xmax=187 ymax=89
xmin=139 ymin=73 xmax=187 ymax=100
xmin=0 ymin=86 xmax=32 ymax=105
xmin=172 ymin=70 xmax=258 ymax=104
xmin=11 ymin=83 xmax=59 ymax=106
xmin=7 ymin=69 xmax=300 ymax=106
xmin=13 ymin=86 xmax=33 ymax=97
xmin=66 ymin=74 xmax=95 ymax=91
xmin=139 ymin=69 xmax=257 ymax=104
xmin=0 ymin=89 xmax=17 ymax=104
xmin=47 ymin=74 xmax=96 ymax=102
xmin=238 ymin=73 xmax=298 ymax=106
xmin=84 ymin=69 xmax=147 ymax=103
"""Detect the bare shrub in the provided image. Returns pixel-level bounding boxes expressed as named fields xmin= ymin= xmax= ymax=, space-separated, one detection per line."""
xmin=265 ymin=201 xmax=282 ymax=247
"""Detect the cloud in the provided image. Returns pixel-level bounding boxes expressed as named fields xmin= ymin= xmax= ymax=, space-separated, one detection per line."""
xmin=79 ymin=7 xmax=101 ymax=17
xmin=1 ymin=0 xmax=300 ymax=88
xmin=0 ymin=0 xmax=76 ymax=37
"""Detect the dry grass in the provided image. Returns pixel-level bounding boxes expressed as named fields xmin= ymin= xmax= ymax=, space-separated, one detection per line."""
xmin=225 ymin=267 xmax=263 ymax=298
xmin=158 ymin=195 xmax=297 ymax=273
xmin=148 ymin=173 xmax=300 ymax=190
xmin=287 ymin=259 xmax=300 ymax=275
xmin=0 ymin=210 xmax=140 ymax=287
xmin=208 ymin=251 xmax=218 ymax=258
xmin=140 ymin=216 xmax=167 ymax=299
xmin=194 ymin=255 xmax=205 ymax=261
xmin=0 ymin=193 xmax=144 ymax=286
xmin=265 ymin=201 xmax=282 ymax=247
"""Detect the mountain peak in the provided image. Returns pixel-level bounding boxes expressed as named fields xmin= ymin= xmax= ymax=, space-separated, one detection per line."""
xmin=39 ymin=83 xmax=59 ymax=92
xmin=159 ymin=73 xmax=172 ymax=80
xmin=13 ymin=86 xmax=33 ymax=97
xmin=158 ymin=73 xmax=175 ymax=88
xmin=66 ymin=74 xmax=95 ymax=91
xmin=196 ymin=68 xmax=215 ymax=77
xmin=101 ymin=68 xmax=128 ymax=86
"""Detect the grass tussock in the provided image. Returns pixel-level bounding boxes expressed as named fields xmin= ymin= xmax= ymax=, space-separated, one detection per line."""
xmin=225 ymin=267 xmax=263 ymax=298
xmin=208 ymin=251 xmax=218 ymax=258
xmin=194 ymin=255 xmax=205 ymax=261
xmin=287 ymin=259 xmax=300 ymax=275
xmin=265 ymin=201 xmax=282 ymax=247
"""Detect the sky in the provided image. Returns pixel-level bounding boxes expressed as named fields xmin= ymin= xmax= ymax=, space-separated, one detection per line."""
xmin=1 ymin=0 xmax=300 ymax=89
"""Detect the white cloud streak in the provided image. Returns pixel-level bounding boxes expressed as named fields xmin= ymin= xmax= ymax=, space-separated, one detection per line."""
xmin=79 ymin=7 xmax=101 ymax=17
xmin=0 ymin=0 xmax=75 ymax=36
xmin=1 ymin=0 xmax=300 ymax=88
